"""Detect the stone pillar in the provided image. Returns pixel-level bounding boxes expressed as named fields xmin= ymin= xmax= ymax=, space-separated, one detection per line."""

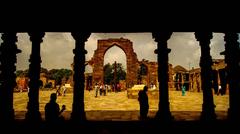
xmin=224 ymin=32 xmax=240 ymax=121
xmin=25 ymin=32 xmax=45 ymax=122
xmin=0 ymin=33 xmax=21 ymax=122
xmin=195 ymin=32 xmax=216 ymax=121
xmin=152 ymin=32 xmax=173 ymax=121
xmin=71 ymin=32 xmax=91 ymax=122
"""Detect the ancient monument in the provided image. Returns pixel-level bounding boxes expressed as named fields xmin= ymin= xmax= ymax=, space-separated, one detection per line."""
xmin=88 ymin=38 xmax=140 ymax=88
xmin=83 ymin=38 xmax=174 ymax=90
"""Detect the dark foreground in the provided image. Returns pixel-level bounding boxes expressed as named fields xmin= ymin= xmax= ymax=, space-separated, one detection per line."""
xmin=1 ymin=120 xmax=240 ymax=134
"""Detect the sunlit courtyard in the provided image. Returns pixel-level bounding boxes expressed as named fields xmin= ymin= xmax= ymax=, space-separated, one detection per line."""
xmin=14 ymin=89 xmax=229 ymax=121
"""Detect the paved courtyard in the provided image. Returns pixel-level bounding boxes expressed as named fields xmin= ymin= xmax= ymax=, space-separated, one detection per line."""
xmin=13 ymin=90 xmax=229 ymax=121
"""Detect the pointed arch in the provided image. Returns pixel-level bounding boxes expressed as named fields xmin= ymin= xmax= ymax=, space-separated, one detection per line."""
xmin=89 ymin=38 xmax=139 ymax=88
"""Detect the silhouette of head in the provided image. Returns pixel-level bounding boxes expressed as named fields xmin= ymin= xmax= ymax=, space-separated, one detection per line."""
xmin=143 ymin=86 xmax=148 ymax=92
xmin=50 ymin=93 xmax=57 ymax=102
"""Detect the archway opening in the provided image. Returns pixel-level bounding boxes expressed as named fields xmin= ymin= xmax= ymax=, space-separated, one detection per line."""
xmin=137 ymin=63 xmax=148 ymax=85
xmin=103 ymin=45 xmax=127 ymax=92
xmin=85 ymin=64 xmax=93 ymax=91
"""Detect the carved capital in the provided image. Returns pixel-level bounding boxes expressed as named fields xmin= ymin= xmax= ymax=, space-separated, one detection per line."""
xmin=73 ymin=49 xmax=87 ymax=54
xmin=71 ymin=32 xmax=91 ymax=42
xmin=28 ymin=32 xmax=45 ymax=43
xmin=152 ymin=32 xmax=173 ymax=42
xmin=1 ymin=33 xmax=21 ymax=53
xmin=194 ymin=32 xmax=213 ymax=42
xmin=1 ymin=33 xmax=17 ymax=43
xmin=224 ymin=32 xmax=239 ymax=42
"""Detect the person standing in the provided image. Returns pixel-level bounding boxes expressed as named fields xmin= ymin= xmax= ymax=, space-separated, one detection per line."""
xmin=95 ymin=83 xmax=99 ymax=97
xmin=62 ymin=86 xmax=67 ymax=96
xmin=138 ymin=86 xmax=149 ymax=120
xmin=182 ymin=85 xmax=186 ymax=96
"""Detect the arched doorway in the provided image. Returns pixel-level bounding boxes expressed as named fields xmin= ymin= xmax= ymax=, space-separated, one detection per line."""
xmin=89 ymin=38 xmax=139 ymax=88
xmin=103 ymin=46 xmax=127 ymax=91
xmin=137 ymin=63 xmax=148 ymax=85
xmin=85 ymin=65 xmax=93 ymax=91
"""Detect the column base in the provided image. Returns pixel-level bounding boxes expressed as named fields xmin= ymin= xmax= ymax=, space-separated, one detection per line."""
xmin=0 ymin=108 xmax=15 ymax=123
xmin=200 ymin=110 xmax=217 ymax=121
xmin=228 ymin=108 xmax=240 ymax=122
xmin=71 ymin=111 xmax=86 ymax=123
xmin=25 ymin=111 xmax=42 ymax=123
xmin=154 ymin=110 xmax=174 ymax=122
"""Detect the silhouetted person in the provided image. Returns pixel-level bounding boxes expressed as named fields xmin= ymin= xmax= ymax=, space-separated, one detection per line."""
xmin=45 ymin=93 xmax=66 ymax=124
xmin=138 ymin=86 xmax=149 ymax=120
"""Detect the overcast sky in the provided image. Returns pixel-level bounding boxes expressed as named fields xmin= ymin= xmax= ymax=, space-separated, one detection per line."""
xmin=0 ymin=32 xmax=234 ymax=72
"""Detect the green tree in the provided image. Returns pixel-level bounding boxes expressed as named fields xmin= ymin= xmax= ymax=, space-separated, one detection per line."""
xmin=16 ymin=70 xmax=24 ymax=77
xmin=48 ymin=69 xmax=72 ymax=85
xmin=104 ymin=63 xmax=113 ymax=84
xmin=23 ymin=69 xmax=29 ymax=77
xmin=41 ymin=67 xmax=48 ymax=74
xmin=16 ymin=69 xmax=29 ymax=77
xmin=137 ymin=64 xmax=148 ymax=84
xmin=103 ymin=62 xmax=126 ymax=84
xmin=116 ymin=63 xmax=126 ymax=82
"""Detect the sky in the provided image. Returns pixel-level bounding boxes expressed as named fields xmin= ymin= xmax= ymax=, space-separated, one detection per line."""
xmin=0 ymin=32 xmax=231 ymax=73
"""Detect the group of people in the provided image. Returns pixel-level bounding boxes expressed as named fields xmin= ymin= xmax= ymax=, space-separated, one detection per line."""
xmin=94 ymin=83 xmax=108 ymax=97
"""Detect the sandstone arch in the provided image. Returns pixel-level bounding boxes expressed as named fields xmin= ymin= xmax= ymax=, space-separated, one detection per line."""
xmin=89 ymin=38 xmax=139 ymax=88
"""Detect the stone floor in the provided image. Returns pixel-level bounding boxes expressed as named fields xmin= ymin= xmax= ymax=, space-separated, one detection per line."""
xmin=13 ymin=90 xmax=229 ymax=121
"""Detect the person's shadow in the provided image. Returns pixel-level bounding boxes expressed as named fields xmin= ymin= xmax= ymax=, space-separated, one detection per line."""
xmin=45 ymin=93 xmax=66 ymax=125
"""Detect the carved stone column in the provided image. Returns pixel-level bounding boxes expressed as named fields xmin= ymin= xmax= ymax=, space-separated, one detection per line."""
xmin=25 ymin=32 xmax=45 ymax=122
xmin=0 ymin=33 xmax=21 ymax=122
xmin=224 ymin=32 xmax=240 ymax=121
xmin=195 ymin=32 xmax=216 ymax=121
xmin=71 ymin=32 xmax=91 ymax=122
xmin=152 ymin=32 xmax=173 ymax=121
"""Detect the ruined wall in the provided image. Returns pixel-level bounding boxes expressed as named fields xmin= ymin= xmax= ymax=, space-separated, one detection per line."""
xmin=138 ymin=59 xmax=174 ymax=89
xmin=189 ymin=70 xmax=202 ymax=92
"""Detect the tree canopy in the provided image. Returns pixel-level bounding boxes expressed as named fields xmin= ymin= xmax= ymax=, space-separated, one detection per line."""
xmin=16 ymin=67 xmax=72 ymax=86
xmin=104 ymin=62 xmax=126 ymax=84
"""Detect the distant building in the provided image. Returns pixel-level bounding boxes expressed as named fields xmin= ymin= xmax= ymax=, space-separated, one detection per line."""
xmin=188 ymin=59 xmax=228 ymax=94
xmin=173 ymin=65 xmax=189 ymax=91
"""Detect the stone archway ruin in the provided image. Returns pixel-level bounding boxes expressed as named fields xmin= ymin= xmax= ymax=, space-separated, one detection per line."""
xmin=88 ymin=38 xmax=139 ymax=88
